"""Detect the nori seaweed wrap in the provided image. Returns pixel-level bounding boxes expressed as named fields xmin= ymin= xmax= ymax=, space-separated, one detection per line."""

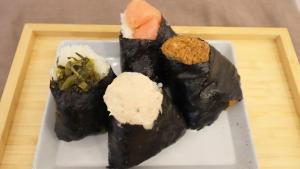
xmin=50 ymin=45 xmax=116 ymax=141
xmin=104 ymin=72 xmax=186 ymax=169
xmin=119 ymin=0 xmax=176 ymax=82
xmin=161 ymin=36 xmax=243 ymax=130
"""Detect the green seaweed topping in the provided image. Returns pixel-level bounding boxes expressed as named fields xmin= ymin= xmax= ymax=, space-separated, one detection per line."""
xmin=55 ymin=53 xmax=100 ymax=92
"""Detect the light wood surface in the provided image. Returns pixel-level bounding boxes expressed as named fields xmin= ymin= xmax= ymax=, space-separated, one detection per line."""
xmin=0 ymin=25 xmax=35 ymax=163
xmin=0 ymin=24 xmax=300 ymax=169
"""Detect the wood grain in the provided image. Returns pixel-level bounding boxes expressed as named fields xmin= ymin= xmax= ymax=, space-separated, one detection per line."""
xmin=276 ymin=30 xmax=300 ymax=118
xmin=0 ymin=24 xmax=300 ymax=169
xmin=0 ymin=25 xmax=35 ymax=163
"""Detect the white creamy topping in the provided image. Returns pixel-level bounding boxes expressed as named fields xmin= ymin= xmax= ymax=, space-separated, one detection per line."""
xmin=104 ymin=72 xmax=163 ymax=129
xmin=51 ymin=45 xmax=110 ymax=80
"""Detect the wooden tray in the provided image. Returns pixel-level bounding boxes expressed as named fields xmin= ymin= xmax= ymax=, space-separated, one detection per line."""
xmin=0 ymin=24 xmax=300 ymax=169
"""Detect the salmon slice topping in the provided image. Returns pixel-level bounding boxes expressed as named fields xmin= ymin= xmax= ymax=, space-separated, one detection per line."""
xmin=124 ymin=0 xmax=162 ymax=40
xmin=134 ymin=19 xmax=160 ymax=40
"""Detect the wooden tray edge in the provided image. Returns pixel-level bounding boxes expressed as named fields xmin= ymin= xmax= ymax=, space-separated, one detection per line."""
xmin=276 ymin=30 xmax=300 ymax=116
xmin=0 ymin=24 xmax=35 ymax=162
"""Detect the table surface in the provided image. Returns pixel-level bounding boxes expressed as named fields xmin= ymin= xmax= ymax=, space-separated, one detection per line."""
xmin=0 ymin=0 xmax=300 ymax=97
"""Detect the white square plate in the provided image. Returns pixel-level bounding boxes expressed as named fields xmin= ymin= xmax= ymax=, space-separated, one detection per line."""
xmin=33 ymin=40 xmax=258 ymax=169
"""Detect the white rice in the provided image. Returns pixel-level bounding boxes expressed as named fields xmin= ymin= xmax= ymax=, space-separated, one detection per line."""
xmin=51 ymin=45 xmax=110 ymax=81
xmin=120 ymin=13 xmax=133 ymax=39
xmin=104 ymin=72 xmax=163 ymax=130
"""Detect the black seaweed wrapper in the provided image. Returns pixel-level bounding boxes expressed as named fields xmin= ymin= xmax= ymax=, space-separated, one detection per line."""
xmin=108 ymin=89 xmax=186 ymax=169
xmin=119 ymin=18 xmax=176 ymax=82
xmin=163 ymin=45 xmax=243 ymax=130
xmin=50 ymin=68 xmax=116 ymax=141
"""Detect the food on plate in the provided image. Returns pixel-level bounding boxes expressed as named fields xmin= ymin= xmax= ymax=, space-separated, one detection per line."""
xmin=50 ymin=45 xmax=116 ymax=141
xmin=104 ymin=72 xmax=186 ymax=169
xmin=119 ymin=0 xmax=176 ymax=82
xmin=161 ymin=36 xmax=243 ymax=130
